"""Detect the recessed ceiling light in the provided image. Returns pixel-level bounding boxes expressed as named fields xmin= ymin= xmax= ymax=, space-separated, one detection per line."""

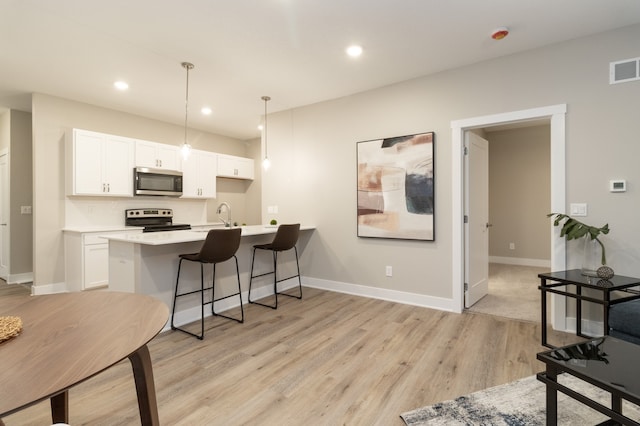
xmin=113 ymin=81 xmax=129 ymax=91
xmin=201 ymin=107 xmax=212 ymax=115
xmin=257 ymin=124 xmax=264 ymax=131
xmin=346 ymin=45 xmax=363 ymax=58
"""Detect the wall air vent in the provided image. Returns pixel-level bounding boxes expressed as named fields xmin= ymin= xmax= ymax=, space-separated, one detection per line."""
xmin=610 ymin=57 xmax=640 ymax=84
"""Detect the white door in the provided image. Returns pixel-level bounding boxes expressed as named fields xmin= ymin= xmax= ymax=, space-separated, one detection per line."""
xmin=464 ymin=132 xmax=489 ymax=308
xmin=0 ymin=152 xmax=9 ymax=279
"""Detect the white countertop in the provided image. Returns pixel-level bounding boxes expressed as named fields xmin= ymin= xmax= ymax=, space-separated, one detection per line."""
xmin=100 ymin=225 xmax=315 ymax=246
xmin=63 ymin=222 xmax=228 ymax=234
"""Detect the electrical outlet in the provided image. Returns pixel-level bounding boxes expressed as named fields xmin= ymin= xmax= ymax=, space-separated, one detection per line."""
xmin=385 ymin=266 xmax=392 ymax=277
xmin=509 ymin=242 xmax=515 ymax=250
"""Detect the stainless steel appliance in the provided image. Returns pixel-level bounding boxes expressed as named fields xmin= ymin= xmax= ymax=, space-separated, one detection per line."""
xmin=125 ymin=208 xmax=191 ymax=232
xmin=134 ymin=167 xmax=183 ymax=197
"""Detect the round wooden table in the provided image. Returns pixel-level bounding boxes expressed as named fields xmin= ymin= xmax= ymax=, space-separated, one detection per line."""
xmin=0 ymin=291 xmax=168 ymax=425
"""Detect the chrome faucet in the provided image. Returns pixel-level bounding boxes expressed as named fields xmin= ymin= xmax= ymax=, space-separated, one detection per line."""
xmin=217 ymin=202 xmax=231 ymax=227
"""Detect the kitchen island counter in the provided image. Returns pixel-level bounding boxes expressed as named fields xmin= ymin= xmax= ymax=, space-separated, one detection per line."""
xmin=104 ymin=225 xmax=315 ymax=330
xmin=100 ymin=225 xmax=315 ymax=246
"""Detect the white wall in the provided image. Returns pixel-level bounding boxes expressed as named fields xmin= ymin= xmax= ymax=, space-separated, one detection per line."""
xmin=261 ymin=24 xmax=640 ymax=308
xmin=488 ymin=125 xmax=551 ymax=265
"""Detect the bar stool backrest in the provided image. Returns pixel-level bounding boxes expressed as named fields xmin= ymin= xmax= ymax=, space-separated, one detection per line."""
xmin=196 ymin=228 xmax=242 ymax=263
xmin=269 ymin=224 xmax=301 ymax=251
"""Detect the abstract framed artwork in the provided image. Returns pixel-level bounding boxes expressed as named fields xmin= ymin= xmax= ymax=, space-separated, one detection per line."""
xmin=357 ymin=132 xmax=434 ymax=241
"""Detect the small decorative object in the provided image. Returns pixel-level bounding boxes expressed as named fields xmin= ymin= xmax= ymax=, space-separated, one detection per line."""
xmin=270 ymin=219 xmax=277 ymax=225
xmin=597 ymin=265 xmax=615 ymax=280
xmin=548 ymin=213 xmax=612 ymax=277
xmin=0 ymin=315 xmax=23 ymax=343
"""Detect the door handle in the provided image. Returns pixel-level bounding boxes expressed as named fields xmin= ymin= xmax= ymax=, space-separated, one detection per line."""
xmin=486 ymin=223 xmax=493 ymax=228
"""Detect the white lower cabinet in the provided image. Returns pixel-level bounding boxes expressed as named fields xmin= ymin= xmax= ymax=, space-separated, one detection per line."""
xmin=65 ymin=231 xmax=122 ymax=291
xmin=83 ymin=235 xmax=109 ymax=289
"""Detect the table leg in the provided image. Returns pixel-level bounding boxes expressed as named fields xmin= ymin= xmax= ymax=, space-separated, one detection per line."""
xmin=612 ymin=393 xmax=622 ymax=414
xmin=540 ymin=278 xmax=548 ymax=347
xmin=50 ymin=390 xmax=68 ymax=424
xmin=576 ymin=286 xmax=582 ymax=337
xmin=128 ymin=345 xmax=160 ymax=426
xmin=546 ymin=367 xmax=558 ymax=426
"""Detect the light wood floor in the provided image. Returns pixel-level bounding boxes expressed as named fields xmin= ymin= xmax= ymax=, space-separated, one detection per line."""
xmin=1 ymin=284 xmax=581 ymax=426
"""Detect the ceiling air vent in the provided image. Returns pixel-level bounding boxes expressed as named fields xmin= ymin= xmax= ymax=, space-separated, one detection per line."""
xmin=610 ymin=57 xmax=640 ymax=84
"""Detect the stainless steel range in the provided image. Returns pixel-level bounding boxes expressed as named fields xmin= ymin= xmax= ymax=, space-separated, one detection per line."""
xmin=125 ymin=208 xmax=191 ymax=232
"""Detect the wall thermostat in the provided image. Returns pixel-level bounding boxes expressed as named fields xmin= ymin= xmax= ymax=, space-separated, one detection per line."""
xmin=609 ymin=180 xmax=626 ymax=192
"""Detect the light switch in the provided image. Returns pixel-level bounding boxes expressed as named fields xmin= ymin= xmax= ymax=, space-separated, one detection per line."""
xmin=20 ymin=206 xmax=32 ymax=214
xmin=569 ymin=203 xmax=587 ymax=217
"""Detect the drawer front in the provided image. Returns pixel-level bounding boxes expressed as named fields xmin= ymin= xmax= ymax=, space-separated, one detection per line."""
xmin=84 ymin=234 xmax=108 ymax=245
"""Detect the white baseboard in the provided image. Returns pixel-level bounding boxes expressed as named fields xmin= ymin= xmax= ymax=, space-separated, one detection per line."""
xmin=168 ymin=276 xmax=459 ymax=332
xmin=31 ymin=281 xmax=68 ymax=295
xmin=564 ymin=316 xmax=604 ymax=337
xmin=6 ymin=272 xmax=33 ymax=285
xmin=303 ymin=277 xmax=457 ymax=312
xmin=489 ymin=256 xmax=551 ymax=268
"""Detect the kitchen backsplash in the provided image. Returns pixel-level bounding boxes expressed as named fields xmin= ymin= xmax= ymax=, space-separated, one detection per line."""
xmin=65 ymin=197 xmax=208 ymax=228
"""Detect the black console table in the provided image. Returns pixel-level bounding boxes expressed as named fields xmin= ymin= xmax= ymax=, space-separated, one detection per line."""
xmin=539 ymin=269 xmax=640 ymax=348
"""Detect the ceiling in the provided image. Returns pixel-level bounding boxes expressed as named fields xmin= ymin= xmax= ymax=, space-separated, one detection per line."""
xmin=1 ymin=1 xmax=640 ymax=140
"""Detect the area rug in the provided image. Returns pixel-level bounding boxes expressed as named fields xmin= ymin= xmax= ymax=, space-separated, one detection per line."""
xmin=401 ymin=375 xmax=640 ymax=425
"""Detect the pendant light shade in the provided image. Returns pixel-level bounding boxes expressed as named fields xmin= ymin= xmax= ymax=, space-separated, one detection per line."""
xmin=181 ymin=61 xmax=194 ymax=159
xmin=261 ymin=95 xmax=271 ymax=170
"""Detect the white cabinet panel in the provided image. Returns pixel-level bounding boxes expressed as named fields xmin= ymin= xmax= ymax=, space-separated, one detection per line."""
xmin=217 ymin=154 xmax=254 ymax=180
xmin=83 ymin=242 xmax=109 ymax=289
xmin=65 ymin=231 xmax=121 ymax=291
xmin=135 ymin=140 xmax=180 ymax=171
xmin=69 ymin=129 xmax=134 ymax=196
xmin=182 ymin=150 xmax=217 ymax=198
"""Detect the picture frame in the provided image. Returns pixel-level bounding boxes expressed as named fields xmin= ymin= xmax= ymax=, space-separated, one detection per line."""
xmin=356 ymin=131 xmax=434 ymax=241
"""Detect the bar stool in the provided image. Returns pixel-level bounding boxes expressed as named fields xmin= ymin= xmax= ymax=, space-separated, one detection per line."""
xmin=171 ymin=228 xmax=244 ymax=340
xmin=248 ymin=223 xmax=302 ymax=309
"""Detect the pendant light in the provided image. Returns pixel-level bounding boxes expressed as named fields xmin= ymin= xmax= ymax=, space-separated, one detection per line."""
xmin=181 ymin=61 xmax=194 ymax=159
xmin=261 ymin=95 xmax=271 ymax=170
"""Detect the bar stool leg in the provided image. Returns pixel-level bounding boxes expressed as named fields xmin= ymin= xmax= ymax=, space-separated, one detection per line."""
xmin=211 ymin=257 xmax=244 ymax=323
xmin=248 ymin=247 xmax=278 ymax=309
xmin=272 ymin=251 xmax=279 ymax=309
xmin=170 ymin=258 xmax=184 ymax=331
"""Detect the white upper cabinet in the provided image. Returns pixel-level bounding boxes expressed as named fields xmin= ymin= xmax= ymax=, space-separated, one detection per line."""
xmin=217 ymin=154 xmax=254 ymax=180
xmin=181 ymin=149 xmax=217 ymax=198
xmin=68 ymin=129 xmax=134 ymax=196
xmin=135 ymin=139 xmax=181 ymax=171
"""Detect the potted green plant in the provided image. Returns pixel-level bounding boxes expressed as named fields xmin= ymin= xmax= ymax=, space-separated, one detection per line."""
xmin=548 ymin=213 xmax=613 ymax=278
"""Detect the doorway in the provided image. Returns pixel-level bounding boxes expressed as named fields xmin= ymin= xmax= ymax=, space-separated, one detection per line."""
xmin=0 ymin=151 xmax=8 ymax=279
xmin=451 ymin=104 xmax=567 ymax=331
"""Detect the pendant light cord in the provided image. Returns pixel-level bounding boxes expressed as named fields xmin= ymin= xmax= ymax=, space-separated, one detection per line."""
xmin=182 ymin=62 xmax=194 ymax=148
xmin=262 ymin=96 xmax=270 ymax=158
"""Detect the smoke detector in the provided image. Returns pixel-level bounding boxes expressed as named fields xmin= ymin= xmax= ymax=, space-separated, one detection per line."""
xmin=491 ymin=27 xmax=509 ymax=40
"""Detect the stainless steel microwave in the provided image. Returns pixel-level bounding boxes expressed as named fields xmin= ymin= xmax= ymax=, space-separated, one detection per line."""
xmin=134 ymin=167 xmax=183 ymax=197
